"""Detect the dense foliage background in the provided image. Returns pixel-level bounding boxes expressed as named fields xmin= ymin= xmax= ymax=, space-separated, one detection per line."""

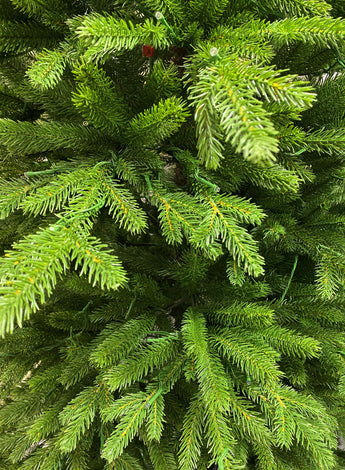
xmin=2 ymin=0 xmax=345 ymax=468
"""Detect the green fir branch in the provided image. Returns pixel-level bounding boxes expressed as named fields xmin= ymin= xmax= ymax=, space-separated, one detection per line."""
xmin=191 ymin=192 xmax=265 ymax=275
xmin=104 ymin=453 xmax=145 ymax=470
xmin=210 ymin=327 xmax=282 ymax=385
xmin=101 ymin=390 xmax=152 ymax=461
xmin=89 ymin=315 xmax=155 ymax=368
xmin=26 ymin=48 xmax=66 ymax=90
xmin=189 ymin=59 xmax=282 ymax=167
xmin=0 ymin=224 xmax=127 ymax=335
xmin=59 ymin=382 xmax=113 ymax=453
xmin=0 ymin=19 xmax=61 ymax=53
xmin=145 ymin=393 xmax=165 ymax=441
xmin=257 ymin=0 xmax=332 ymax=17
xmin=178 ymin=392 xmax=204 ymax=470
xmin=208 ymin=25 xmax=275 ymax=63
xmin=72 ymin=62 xmax=130 ymax=134
xmin=188 ymin=0 xmax=229 ymax=28
xmin=258 ymin=325 xmax=321 ymax=359
xmin=0 ymin=226 xmax=73 ymax=335
xmin=10 ymin=0 xmax=71 ymax=27
xmin=209 ymin=302 xmax=275 ymax=328
xmin=70 ymin=14 xmax=171 ymax=62
xmin=20 ymin=167 xmax=94 ymax=216
xmin=266 ymin=16 xmax=345 ymax=49
xmin=103 ymin=334 xmax=180 ymax=390
xmin=100 ymin=174 xmax=148 ymax=234
xmin=125 ymin=97 xmax=189 ymax=147
xmin=152 ymin=189 xmax=198 ymax=245
xmin=0 ymin=178 xmax=33 ymax=219
xmin=181 ymin=309 xmax=231 ymax=411
xmin=0 ymin=119 xmax=103 ymax=154
xmin=147 ymin=440 xmax=178 ymax=470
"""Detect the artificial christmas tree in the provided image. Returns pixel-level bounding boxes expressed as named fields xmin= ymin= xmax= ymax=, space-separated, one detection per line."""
xmin=2 ymin=0 xmax=345 ymax=468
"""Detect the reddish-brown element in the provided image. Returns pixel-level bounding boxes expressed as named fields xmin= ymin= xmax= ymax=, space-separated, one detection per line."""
xmin=142 ymin=45 xmax=155 ymax=57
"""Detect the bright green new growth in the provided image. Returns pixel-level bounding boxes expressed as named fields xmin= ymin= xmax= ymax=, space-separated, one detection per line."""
xmin=1 ymin=0 xmax=345 ymax=469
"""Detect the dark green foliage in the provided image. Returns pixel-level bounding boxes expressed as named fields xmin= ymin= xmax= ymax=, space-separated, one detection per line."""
xmin=1 ymin=0 xmax=345 ymax=469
